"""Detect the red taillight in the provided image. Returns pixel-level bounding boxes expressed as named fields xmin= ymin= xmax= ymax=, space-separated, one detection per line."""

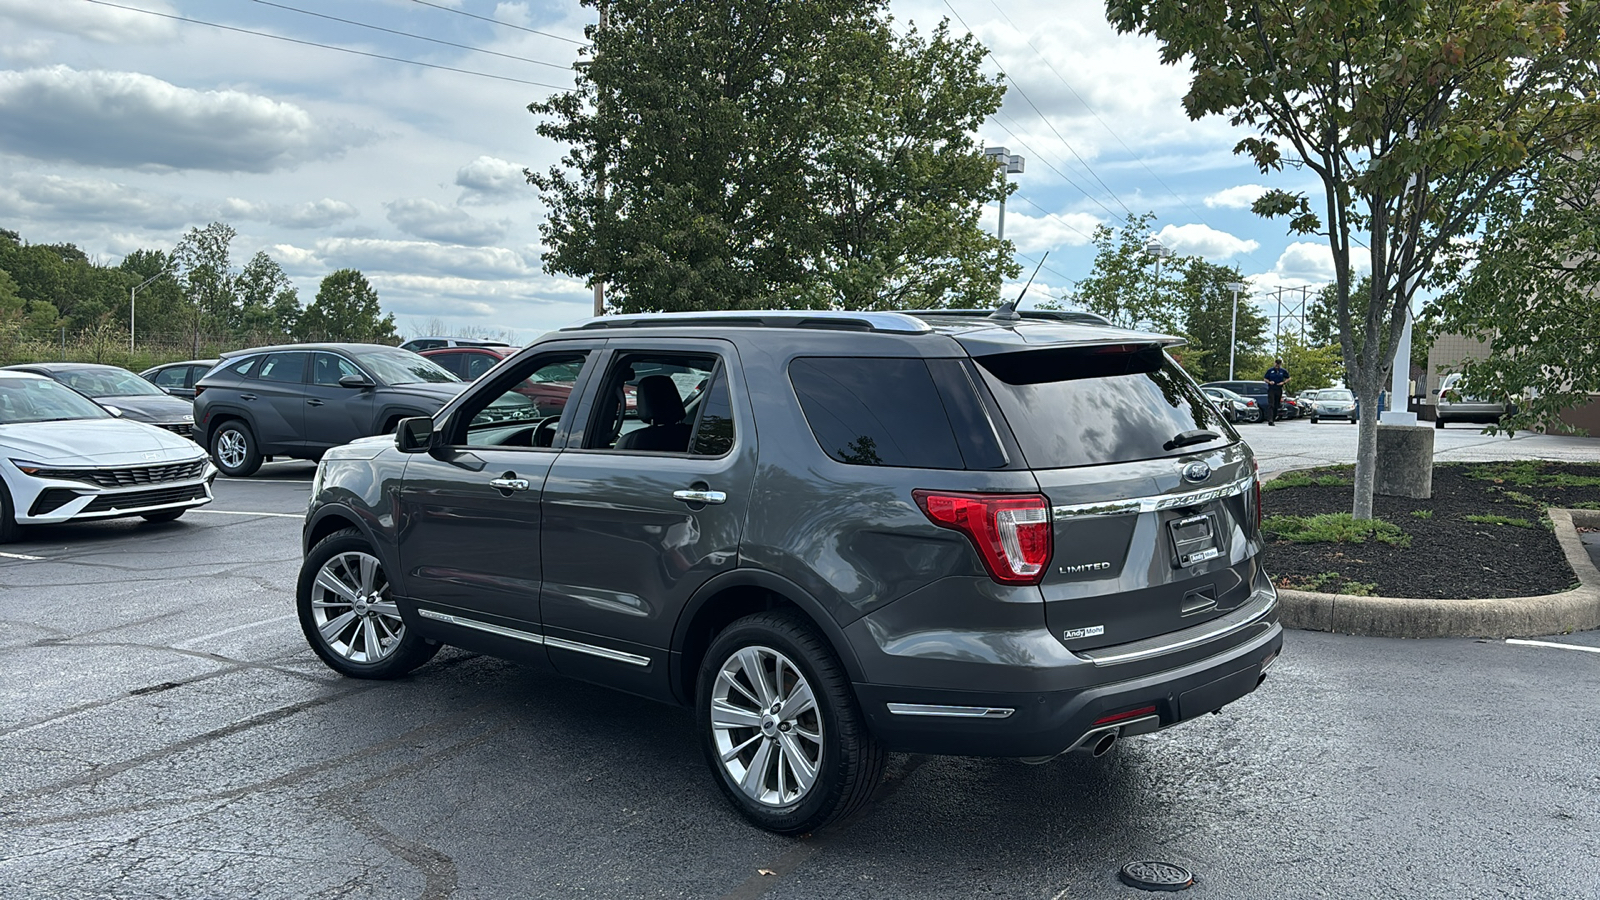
xmin=913 ymin=490 xmax=1052 ymax=585
xmin=1093 ymin=705 xmax=1158 ymax=726
xmin=192 ymin=385 xmax=206 ymax=398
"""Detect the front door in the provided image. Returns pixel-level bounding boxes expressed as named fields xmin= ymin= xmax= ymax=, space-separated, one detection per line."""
xmin=303 ymin=352 xmax=376 ymax=452
xmin=396 ymin=345 xmax=599 ymax=653
xmin=539 ymin=340 xmax=755 ymax=701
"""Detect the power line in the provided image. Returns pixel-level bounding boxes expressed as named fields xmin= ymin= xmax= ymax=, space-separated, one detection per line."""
xmin=943 ymin=0 xmax=1135 ymax=219
xmin=1014 ymin=193 xmax=1097 ymax=244
xmin=80 ymin=0 xmax=576 ymax=91
xmin=987 ymin=110 xmax=1121 ymax=220
xmin=408 ymin=0 xmax=587 ymax=47
xmin=244 ymin=0 xmax=578 ymax=73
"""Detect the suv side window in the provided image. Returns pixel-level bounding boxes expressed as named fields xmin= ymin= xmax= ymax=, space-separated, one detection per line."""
xmin=463 ymin=352 xmax=499 ymax=380
xmin=223 ymin=356 xmax=260 ymax=379
xmin=584 ymin=353 xmax=722 ymax=454
xmin=311 ymin=353 xmax=363 ymax=386
xmin=152 ymin=367 xmax=186 ymax=389
xmin=450 ymin=351 xmax=590 ymax=449
xmin=789 ymin=357 xmax=1002 ymax=469
xmin=255 ymin=352 xmax=308 ymax=384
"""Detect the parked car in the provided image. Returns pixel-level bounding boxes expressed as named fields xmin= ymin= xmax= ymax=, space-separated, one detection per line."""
xmin=139 ymin=359 xmax=219 ymax=400
xmin=3 ymin=362 xmax=199 ymax=439
xmin=1201 ymin=380 xmax=1297 ymax=420
xmin=1434 ymin=372 xmax=1511 ymax=429
xmin=398 ymin=336 xmax=513 ymax=354
xmin=296 ymin=309 xmax=1282 ymax=834
xmin=1202 ymin=386 xmax=1260 ymax=423
xmin=194 ymin=343 xmax=466 ymax=477
xmin=0 ymin=370 xmax=214 ymax=542
xmin=422 ymin=346 xmax=635 ymax=417
xmin=419 ymin=345 xmax=511 ymax=382
xmin=1308 ymin=388 xmax=1357 ymax=423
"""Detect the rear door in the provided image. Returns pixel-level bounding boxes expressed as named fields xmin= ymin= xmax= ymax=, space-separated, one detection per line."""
xmin=243 ymin=351 xmax=309 ymax=451
xmin=538 ymin=339 xmax=753 ymax=701
xmin=969 ymin=343 xmax=1263 ymax=651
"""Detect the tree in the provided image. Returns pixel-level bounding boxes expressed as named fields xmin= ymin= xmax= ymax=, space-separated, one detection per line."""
xmin=1276 ymin=331 xmax=1344 ymax=393
xmin=528 ymin=0 xmax=1012 ymax=312
xmin=1431 ymin=151 xmax=1600 ymax=433
xmin=173 ymin=222 xmax=239 ymax=353
xmin=1066 ymin=213 xmax=1185 ymax=332
xmin=1174 ymin=259 xmax=1270 ymax=383
xmin=1108 ymin=0 xmax=1600 ymax=518
xmin=237 ymin=252 xmax=301 ymax=338
xmin=299 ymin=269 xmax=397 ymax=343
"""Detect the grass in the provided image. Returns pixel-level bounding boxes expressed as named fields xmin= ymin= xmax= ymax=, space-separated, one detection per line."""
xmin=1409 ymin=509 xmax=1433 ymax=519
xmin=1261 ymin=512 xmax=1411 ymax=547
xmin=1280 ymin=571 xmax=1378 ymax=596
xmin=1260 ymin=470 xmax=1350 ymax=490
xmin=1463 ymin=514 xmax=1536 ymax=528
xmin=1467 ymin=461 xmax=1600 ymax=489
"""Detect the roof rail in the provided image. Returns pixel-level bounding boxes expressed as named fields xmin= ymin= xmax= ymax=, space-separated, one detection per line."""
xmin=910 ymin=309 xmax=1113 ymax=326
xmin=562 ymin=310 xmax=933 ymax=334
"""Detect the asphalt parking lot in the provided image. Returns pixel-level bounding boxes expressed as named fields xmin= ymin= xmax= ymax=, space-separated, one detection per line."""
xmin=4 ymin=449 xmax=1600 ymax=899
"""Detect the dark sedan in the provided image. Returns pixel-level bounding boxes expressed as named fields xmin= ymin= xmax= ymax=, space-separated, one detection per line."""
xmin=139 ymin=359 xmax=219 ymax=400
xmin=2 ymin=362 xmax=199 ymax=440
xmin=193 ymin=343 xmax=466 ymax=476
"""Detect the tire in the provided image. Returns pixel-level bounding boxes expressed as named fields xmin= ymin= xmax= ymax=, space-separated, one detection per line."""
xmin=297 ymin=528 xmax=440 ymax=679
xmin=697 ymin=611 xmax=885 ymax=835
xmin=0 ymin=480 xmax=20 ymax=544
xmin=1435 ymin=418 xmax=1444 ymax=429
xmin=1310 ymin=417 xmax=1318 ymax=424
xmin=141 ymin=509 xmax=186 ymax=523
xmin=211 ymin=420 xmax=262 ymax=477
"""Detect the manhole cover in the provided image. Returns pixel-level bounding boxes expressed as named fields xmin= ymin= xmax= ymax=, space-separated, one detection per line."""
xmin=1118 ymin=860 xmax=1194 ymax=892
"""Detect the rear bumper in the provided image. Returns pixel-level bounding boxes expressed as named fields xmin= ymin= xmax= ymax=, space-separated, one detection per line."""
xmin=853 ymin=597 xmax=1282 ymax=758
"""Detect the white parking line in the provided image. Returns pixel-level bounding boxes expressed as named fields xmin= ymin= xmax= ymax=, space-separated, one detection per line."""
xmin=1506 ymin=639 xmax=1600 ymax=655
xmin=0 ymin=550 xmax=45 ymax=560
xmin=191 ymin=509 xmax=303 ymax=519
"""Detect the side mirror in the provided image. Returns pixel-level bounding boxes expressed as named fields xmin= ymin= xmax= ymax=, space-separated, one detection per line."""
xmin=101 ymin=404 xmax=125 ymax=418
xmin=395 ymin=416 xmax=434 ymax=453
xmin=339 ymin=373 xmax=375 ymax=389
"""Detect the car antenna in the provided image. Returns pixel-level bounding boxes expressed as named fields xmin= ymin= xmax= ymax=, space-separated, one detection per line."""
xmin=991 ymin=252 xmax=1047 ymax=322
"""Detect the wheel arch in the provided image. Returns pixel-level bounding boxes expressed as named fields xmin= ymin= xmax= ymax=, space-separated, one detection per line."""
xmin=670 ymin=569 xmax=864 ymax=707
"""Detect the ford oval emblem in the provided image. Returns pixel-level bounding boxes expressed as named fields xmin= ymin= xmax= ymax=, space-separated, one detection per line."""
xmin=1182 ymin=461 xmax=1211 ymax=483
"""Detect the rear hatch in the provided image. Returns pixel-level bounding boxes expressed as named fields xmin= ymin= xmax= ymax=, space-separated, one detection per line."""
xmin=960 ymin=331 xmax=1263 ymax=651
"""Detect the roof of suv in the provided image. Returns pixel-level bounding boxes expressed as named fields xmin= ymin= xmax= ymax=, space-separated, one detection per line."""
xmin=217 ymin=342 xmax=408 ymax=359
xmin=559 ymin=309 xmax=1178 ymax=350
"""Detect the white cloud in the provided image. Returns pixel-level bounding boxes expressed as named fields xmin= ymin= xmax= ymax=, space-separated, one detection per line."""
xmin=1204 ymin=184 xmax=1269 ymax=209
xmin=283 ymin=237 xmax=536 ymax=280
xmin=221 ymin=197 xmax=359 ymax=229
xmin=0 ymin=173 xmax=195 ymax=228
xmin=1 ymin=39 xmax=52 ymax=65
xmin=0 ymin=0 xmax=177 ymax=43
xmin=980 ymin=207 xmax=1101 ymax=253
xmin=385 ymin=198 xmax=510 ymax=246
xmin=0 ymin=66 xmax=363 ymax=172
xmin=455 ymin=155 xmax=528 ymax=203
xmin=1154 ymin=223 xmax=1259 ymax=259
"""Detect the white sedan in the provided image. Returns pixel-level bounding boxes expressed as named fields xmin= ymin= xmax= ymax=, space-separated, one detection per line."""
xmin=0 ymin=370 xmax=215 ymax=543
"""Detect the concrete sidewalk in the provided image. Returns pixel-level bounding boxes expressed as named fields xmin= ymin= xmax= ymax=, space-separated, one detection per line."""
xmin=1239 ymin=417 xmax=1599 ymax=476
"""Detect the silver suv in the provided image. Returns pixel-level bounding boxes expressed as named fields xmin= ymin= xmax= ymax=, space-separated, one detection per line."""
xmin=294 ymin=310 xmax=1283 ymax=833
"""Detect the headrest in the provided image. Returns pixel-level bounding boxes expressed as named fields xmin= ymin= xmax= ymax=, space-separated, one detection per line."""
xmin=634 ymin=374 xmax=685 ymax=425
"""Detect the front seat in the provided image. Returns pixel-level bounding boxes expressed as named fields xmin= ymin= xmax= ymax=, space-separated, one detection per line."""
xmin=616 ymin=374 xmax=692 ymax=452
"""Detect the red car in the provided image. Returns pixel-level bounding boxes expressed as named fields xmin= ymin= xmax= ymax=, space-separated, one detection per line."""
xmin=420 ymin=346 xmax=632 ymax=417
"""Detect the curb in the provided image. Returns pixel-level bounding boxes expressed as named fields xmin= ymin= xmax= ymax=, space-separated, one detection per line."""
xmin=1276 ymin=508 xmax=1600 ymax=639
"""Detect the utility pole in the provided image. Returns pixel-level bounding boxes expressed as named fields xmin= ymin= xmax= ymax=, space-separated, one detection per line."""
xmin=1226 ymin=281 xmax=1247 ymax=380
xmin=983 ymin=146 xmax=1025 ymax=279
xmin=130 ymin=273 xmax=161 ymax=352
xmin=591 ymin=0 xmax=609 ymax=317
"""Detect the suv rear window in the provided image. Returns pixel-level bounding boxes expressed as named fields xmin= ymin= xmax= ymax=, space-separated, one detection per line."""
xmin=789 ymin=358 xmax=1005 ymax=470
xmin=975 ymin=345 xmax=1233 ymax=469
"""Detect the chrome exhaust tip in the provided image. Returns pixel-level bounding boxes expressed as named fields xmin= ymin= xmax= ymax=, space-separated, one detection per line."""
xmin=1088 ymin=730 xmax=1118 ymax=757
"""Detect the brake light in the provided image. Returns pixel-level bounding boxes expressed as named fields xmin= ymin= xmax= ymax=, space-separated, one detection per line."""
xmin=913 ymin=490 xmax=1052 ymax=585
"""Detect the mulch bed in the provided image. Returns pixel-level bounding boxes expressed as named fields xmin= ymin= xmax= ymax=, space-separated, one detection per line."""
xmin=1262 ymin=462 xmax=1600 ymax=599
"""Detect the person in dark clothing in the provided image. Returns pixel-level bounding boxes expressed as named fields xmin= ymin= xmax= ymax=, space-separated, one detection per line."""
xmin=1264 ymin=359 xmax=1290 ymax=425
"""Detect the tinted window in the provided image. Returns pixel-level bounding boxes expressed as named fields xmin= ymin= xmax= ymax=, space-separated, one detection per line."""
xmin=349 ymin=347 xmax=458 ymax=385
xmin=464 ymin=353 xmax=499 ymax=380
xmin=55 ymin=368 xmax=165 ymax=397
xmin=977 ymin=347 xmax=1234 ymax=469
xmin=427 ymin=352 xmax=464 ymax=377
xmin=311 ymin=353 xmax=364 ymax=386
xmin=789 ymin=358 xmax=966 ymax=469
xmin=585 ymin=353 xmax=717 ymax=453
xmin=256 ymin=352 xmax=308 ymax=384
xmin=222 ymin=357 xmax=259 ymax=379
xmin=403 ymin=339 xmax=445 ymax=352
xmin=152 ymin=367 xmax=186 ymax=389
xmin=689 ymin=368 xmax=735 ymax=456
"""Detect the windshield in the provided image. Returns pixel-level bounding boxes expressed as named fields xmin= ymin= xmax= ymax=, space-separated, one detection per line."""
xmin=1321 ymin=390 xmax=1354 ymax=401
xmin=0 ymin=377 xmax=114 ymax=424
xmin=349 ymin=347 xmax=460 ymax=385
xmin=53 ymin=368 xmax=165 ymax=398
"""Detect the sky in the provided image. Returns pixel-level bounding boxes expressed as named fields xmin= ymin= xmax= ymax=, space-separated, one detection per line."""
xmin=0 ymin=0 xmax=1352 ymax=343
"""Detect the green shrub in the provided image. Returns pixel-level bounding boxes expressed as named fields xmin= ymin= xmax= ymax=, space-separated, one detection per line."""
xmin=1262 ymin=513 xmax=1410 ymax=546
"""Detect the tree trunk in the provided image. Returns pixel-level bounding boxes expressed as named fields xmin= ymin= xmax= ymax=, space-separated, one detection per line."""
xmin=1350 ymin=371 xmax=1385 ymax=520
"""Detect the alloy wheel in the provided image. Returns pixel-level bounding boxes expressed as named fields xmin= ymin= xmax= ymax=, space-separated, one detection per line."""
xmin=216 ymin=429 xmax=248 ymax=469
xmin=710 ymin=645 xmax=823 ymax=807
xmin=308 ymin=551 xmax=404 ymax=663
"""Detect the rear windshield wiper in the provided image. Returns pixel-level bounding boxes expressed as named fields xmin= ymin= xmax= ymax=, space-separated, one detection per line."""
xmin=1164 ymin=429 xmax=1220 ymax=451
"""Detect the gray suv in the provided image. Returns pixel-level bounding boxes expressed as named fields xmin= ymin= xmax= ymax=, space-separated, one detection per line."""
xmin=194 ymin=343 xmax=465 ymax=476
xmin=295 ymin=310 xmax=1282 ymax=833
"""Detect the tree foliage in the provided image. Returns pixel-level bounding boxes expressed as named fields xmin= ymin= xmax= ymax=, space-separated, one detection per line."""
xmin=528 ymin=0 xmax=1014 ymax=312
xmin=301 ymin=269 xmax=397 ymax=344
xmin=1431 ymin=151 xmax=1600 ymax=433
xmin=1107 ymin=0 xmax=1600 ymax=517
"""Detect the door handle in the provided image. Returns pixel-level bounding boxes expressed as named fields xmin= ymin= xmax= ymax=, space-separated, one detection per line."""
xmin=672 ymin=489 xmax=727 ymax=505
xmin=238 ymin=393 xmax=257 ymax=401
xmin=489 ymin=477 xmax=531 ymax=492
xmin=306 ymin=399 xmax=325 ymax=407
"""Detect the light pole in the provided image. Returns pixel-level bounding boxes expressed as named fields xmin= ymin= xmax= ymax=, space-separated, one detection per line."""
xmin=983 ymin=146 xmax=1025 ymax=271
xmin=130 ymin=273 xmax=162 ymax=352
xmin=1225 ymin=280 xmax=1247 ymax=379
xmin=1144 ymin=238 xmax=1173 ymax=320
